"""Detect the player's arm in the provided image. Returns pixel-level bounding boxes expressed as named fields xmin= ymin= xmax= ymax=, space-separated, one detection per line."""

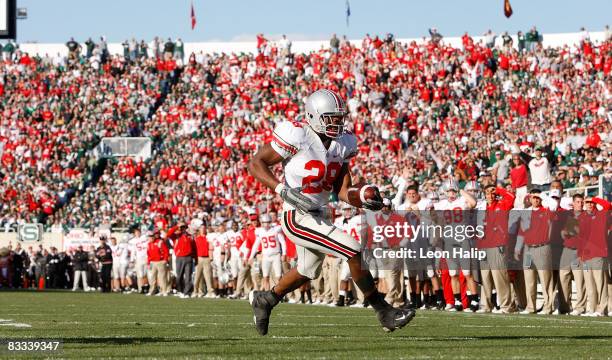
xmin=336 ymin=163 xmax=355 ymax=205
xmin=249 ymin=235 xmax=261 ymax=261
xmin=460 ymin=189 xmax=477 ymax=209
xmin=277 ymin=233 xmax=287 ymax=257
xmin=248 ymin=141 xmax=318 ymax=213
xmin=247 ymin=143 xmax=284 ymax=191
xmin=336 ymin=163 xmax=384 ymax=210
xmin=591 ymin=197 xmax=611 ymax=211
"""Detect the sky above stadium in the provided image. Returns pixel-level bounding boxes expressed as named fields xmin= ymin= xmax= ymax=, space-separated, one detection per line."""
xmin=16 ymin=0 xmax=612 ymax=43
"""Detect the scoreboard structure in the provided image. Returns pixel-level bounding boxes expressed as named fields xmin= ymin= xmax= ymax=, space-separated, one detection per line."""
xmin=0 ymin=0 xmax=16 ymax=39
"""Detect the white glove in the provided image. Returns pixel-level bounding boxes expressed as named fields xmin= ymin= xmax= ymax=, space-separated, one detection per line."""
xmin=276 ymin=184 xmax=318 ymax=214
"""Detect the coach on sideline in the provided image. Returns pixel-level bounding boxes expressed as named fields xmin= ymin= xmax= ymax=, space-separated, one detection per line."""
xmin=167 ymin=223 xmax=195 ymax=297
xmin=580 ymin=197 xmax=610 ymax=316
xmin=96 ymin=237 xmax=113 ymax=293
xmin=478 ymin=185 xmax=515 ymax=313
xmin=513 ymin=189 xmax=555 ymax=314
xmin=147 ymin=230 xmax=170 ymax=296
xmin=194 ymin=225 xmax=214 ymax=298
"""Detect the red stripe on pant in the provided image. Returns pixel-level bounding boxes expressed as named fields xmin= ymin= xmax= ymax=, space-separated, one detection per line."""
xmin=286 ymin=210 xmax=355 ymax=258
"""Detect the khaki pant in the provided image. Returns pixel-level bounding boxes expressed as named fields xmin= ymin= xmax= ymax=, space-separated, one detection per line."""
xmin=322 ymin=257 xmax=339 ymax=303
xmin=383 ymin=258 xmax=404 ymax=307
xmin=149 ymin=261 xmax=169 ymax=295
xmin=282 ymin=259 xmax=300 ymax=301
xmin=312 ymin=271 xmax=325 ymax=301
xmin=480 ymin=247 xmax=514 ymax=312
xmin=236 ymin=261 xmax=253 ymax=295
xmin=511 ymin=271 xmax=527 ymax=310
xmin=193 ymin=257 xmax=214 ymax=296
xmin=558 ymin=248 xmax=586 ymax=313
xmin=583 ymin=258 xmax=609 ymax=314
xmin=523 ymin=244 xmax=554 ymax=313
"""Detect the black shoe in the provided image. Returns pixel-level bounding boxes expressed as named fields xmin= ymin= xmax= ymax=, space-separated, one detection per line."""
xmin=377 ymin=306 xmax=416 ymax=332
xmin=453 ymin=302 xmax=464 ymax=312
xmin=249 ymin=290 xmax=279 ymax=336
xmin=436 ymin=301 xmax=445 ymax=310
xmin=335 ymin=299 xmax=345 ymax=307
xmin=469 ymin=301 xmax=479 ymax=312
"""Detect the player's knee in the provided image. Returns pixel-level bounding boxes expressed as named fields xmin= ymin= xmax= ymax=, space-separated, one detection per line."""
xmin=448 ymin=269 xmax=458 ymax=277
xmin=297 ymin=264 xmax=320 ymax=279
xmin=462 ymin=269 xmax=471 ymax=276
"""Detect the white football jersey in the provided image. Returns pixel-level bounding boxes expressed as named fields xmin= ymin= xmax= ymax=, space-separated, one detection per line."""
xmin=434 ymin=197 xmax=469 ymax=225
xmin=208 ymin=232 xmax=228 ymax=258
xmin=434 ymin=197 xmax=468 ymax=211
xmin=334 ymin=215 xmax=363 ymax=243
xmin=110 ymin=243 xmax=130 ymax=264
xmin=397 ymin=198 xmax=433 ymax=211
xmin=270 ymin=223 xmax=286 ymax=247
xmin=271 ymin=121 xmax=358 ymax=209
xmin=251 ymin=227 xmax=286 ymax=257
xmin=223 ymin=230 xmax=243 ymax=256
xmin=129 ymin=236 xmax=149 ymax=263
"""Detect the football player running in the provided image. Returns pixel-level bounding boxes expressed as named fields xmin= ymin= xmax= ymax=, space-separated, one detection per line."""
xmin=247 ymin=89 xmax=416 ymax=335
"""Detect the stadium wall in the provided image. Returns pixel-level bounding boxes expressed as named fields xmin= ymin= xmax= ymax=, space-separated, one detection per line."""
xmin=17 ymin=31 xmax=606 ymax=59
xmin=0 ymin=231 xmax=130 ymax=251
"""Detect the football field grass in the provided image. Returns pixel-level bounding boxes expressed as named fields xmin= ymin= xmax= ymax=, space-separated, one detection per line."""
xmin=1 ymin=291 xmax=611 ymax=359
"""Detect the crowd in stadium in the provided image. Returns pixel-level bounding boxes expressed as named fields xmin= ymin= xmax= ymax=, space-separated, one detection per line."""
xmin=0 ymin=26 xmax=611 ymax=316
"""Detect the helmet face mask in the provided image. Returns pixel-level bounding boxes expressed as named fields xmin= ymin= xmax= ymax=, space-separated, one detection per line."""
xmin=305 ymin=89 xmax=347 ymax=139
xmin=321 ymin=113 xmax=347 ymax=138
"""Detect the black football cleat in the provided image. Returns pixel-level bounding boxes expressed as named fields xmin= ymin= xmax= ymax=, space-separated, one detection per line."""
xmin=377 ymin=306 xmax=416 ymax=332
xmin=249 ymin=290 xmax=279 ymax=336
xmin=469 ymin=301 xmax=479 ymax=312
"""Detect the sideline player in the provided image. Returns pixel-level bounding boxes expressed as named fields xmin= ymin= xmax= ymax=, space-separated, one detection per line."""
xmin=250 ymin=214 xmax=286 ymax=291
xmin=129 ymin=229 xmax=150 ymax=294
xmin=395 ymin=181 xmax=445 ymax=310
xmin=247 ymin=89 xmax=415 ymax=335
xmin=333 ymin=204 xmax=360 ymax=306
xmin=223 ymin=220 xmax=243 ymax=298
xmin=434 ymin=181 xmax=477 ymax=311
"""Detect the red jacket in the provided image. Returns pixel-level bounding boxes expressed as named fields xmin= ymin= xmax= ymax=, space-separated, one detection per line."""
xmin=167 ymin=226 xmax=195 ymax=257
xmin=173 ymin=234 xmax=195 ymax=258
xmin=479 ymin=188 xmax=515 ymax=248
xmin=510 ymin=165 xmax=528 ymax=189
xmin=522 ymin=207 xmax=552 ymax=246
xmin=195 ymin=235 xmax=209 ymax=257
xmin=561 ymin=211 xmax=582 ymax=249
xmin=578 ymin=197 xmax=610 ymax=261
xmin=241 ymin=226 xmax=257 ymax=258
xmin=147 ymin=239 xmax=169 ymax=264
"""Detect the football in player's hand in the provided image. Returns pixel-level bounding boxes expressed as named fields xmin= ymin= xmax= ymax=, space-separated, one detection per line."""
xmin=348 ymin=184 xmax=382 ymax=209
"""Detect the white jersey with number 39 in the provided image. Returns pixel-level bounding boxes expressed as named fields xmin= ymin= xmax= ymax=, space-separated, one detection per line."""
xmin=271 ymin=121 xmax=358 ymax=209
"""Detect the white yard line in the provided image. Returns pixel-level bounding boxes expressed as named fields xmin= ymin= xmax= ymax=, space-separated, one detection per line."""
xmin=0 ymin=319 xmax=32 ymax=328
